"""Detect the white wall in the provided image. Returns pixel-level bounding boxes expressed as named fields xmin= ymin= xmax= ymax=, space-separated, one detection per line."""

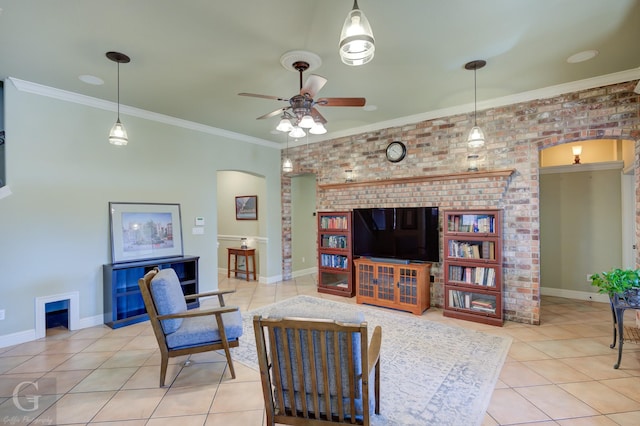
xmin=291 ymin=174 xmax=317 ymax=275
xmin=0 ymin=80 xmax=282 ymax=344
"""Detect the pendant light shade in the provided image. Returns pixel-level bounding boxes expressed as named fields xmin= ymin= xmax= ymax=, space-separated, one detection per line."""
xmin=106 ymin=51 xmax=130 ymax=146
xmin=298 ymin=114 xmax=315 ymax=129
xmin=339 ymin=0 xmax=375 ymax=66
xmin=288 ymin=126 xmax=306 ymax=139
xmin=465 ymin=59 xmax=486 ymax=148
xmin=467 ymin=126 xmax=485 ymax=149
xmin=276 ymin=116 xmax=294 ymax=132
xmin=109 ymin=119 xmax=129 ymax=146
xmin=283 ymin=135 xmax=293 ymax=173
xmin=282 ymin=157 xmax=293 ymax=173
xmin=309 ymin=121 xmax=327 ymax=135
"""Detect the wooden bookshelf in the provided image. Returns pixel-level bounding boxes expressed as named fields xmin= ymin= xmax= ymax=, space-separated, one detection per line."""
xmin=443 ymin=210 xmax=503 ymax=326
xmin=317 ymin=211 xmax=354 ymax=297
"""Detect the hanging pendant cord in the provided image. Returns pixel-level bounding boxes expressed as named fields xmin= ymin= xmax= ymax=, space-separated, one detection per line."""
xmin=473 ymin=68 xmax=477 ymax=126
xmin=116 ymin=62 xmax=121 ymax=120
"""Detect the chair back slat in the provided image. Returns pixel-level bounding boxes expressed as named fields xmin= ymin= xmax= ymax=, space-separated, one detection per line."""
xmin=319 ymin=330 xmax=332 ymax=419
xmin=267 ymin=326 xmax=287 ymax=416
xmin=346 ymin=333 xmax=356 ymax=422
xmin=304 ymin=327 xmax=321 ymax=417
xmin=292 ymin=328 xmax=309 ymax=417
xmin=331 ymin=331 xmax=345 ymax=421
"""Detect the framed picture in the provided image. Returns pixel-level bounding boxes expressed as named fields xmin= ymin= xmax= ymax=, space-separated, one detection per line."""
xmin=109 ymin=202 xmax=184 ymax=264
xmin=236 ymin=195 xmax=258 ymax=220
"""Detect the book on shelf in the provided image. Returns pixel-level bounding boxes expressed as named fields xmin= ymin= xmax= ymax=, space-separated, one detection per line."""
xmin=448 ymin=265 xmax=496 ymax=286
xmin=447 ymin=214 xmax=496 ymax=233
xmin=320 ymin=254 xmax=349 ymax=269
xmin=321 ymin=235 xmax=347 ymax=249
xmin=450 ymin=289 xmax=473 ymax=309
xmin=470 ymin=305 xmax=496 ymax=313
xmin=470 ymin=297 xmax=495 ymax=309
xmin=320 ymin=215 xmax=348 ymax=230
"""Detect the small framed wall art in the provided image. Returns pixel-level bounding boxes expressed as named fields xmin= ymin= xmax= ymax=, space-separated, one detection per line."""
xmin=235 ymin=195 xmax=258 ymax=220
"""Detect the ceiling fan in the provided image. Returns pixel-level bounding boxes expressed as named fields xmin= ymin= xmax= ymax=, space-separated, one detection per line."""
xmin=238 ymin=60 xmax=366 ymax=136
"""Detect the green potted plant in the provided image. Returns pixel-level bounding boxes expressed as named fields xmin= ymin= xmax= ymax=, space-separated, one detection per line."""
xmin=591 ymin=268 xmax=640 ymax=306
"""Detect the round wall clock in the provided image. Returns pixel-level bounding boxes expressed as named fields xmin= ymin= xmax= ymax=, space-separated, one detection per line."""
xmin=386 ymin=141 xmax=407 ymax=163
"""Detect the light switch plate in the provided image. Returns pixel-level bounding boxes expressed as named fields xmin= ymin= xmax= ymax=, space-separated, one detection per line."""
xmin=192 ymin=227 xmax=204 ymax=235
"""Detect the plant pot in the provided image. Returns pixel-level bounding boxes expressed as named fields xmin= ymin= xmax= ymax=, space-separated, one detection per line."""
xmin=622 ymin=288 xmax=640 ymax=307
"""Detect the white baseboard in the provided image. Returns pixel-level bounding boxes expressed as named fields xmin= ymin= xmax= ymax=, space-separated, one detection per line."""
xmin=541 ymin=286 xmax=609 ymax=303
xmin=218 ymin=267 xmax=316 ymax=284
xmin=0 ymin=329 xmax=36 ymax=348
xmin=292 ymin=267 xmax=317 ymax=278
xmin=0 ymin=314 xmax=106 ymax=348
xmin=79 ymin=314 xmax=105 ymax=329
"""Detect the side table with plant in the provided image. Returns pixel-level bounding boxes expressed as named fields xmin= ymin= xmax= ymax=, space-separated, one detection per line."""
xmin=590 ymin=267 xmax=640 ymax=369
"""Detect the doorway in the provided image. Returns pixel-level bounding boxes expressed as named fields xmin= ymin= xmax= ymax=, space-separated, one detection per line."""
xmin=290 ymin=173 xmax=317 ymax=278
xmin=539 ymin=139 xmax=634 ymax=305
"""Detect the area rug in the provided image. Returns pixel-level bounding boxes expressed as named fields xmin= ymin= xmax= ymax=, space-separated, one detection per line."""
xmin=231 ymin=295 xmax=511 ymax=426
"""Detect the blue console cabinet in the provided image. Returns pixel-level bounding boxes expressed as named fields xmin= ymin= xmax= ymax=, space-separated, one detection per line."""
xmin=103 ymin=255 xmax=199 ymax=328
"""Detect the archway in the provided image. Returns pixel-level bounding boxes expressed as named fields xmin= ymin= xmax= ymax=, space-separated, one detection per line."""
xmin=539 ymin=138 xmax=635 ymax=305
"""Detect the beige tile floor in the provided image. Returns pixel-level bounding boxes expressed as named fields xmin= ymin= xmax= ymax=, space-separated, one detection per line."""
xmin=1 ymin=273 xmax=640 ymax=425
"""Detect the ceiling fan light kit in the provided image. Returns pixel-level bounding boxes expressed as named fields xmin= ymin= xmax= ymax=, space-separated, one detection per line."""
xmin=106 ymin=51 xmax=130 ymax=146
xmin=309 ymin=122 xmax=327 ymax=135
xmin=276 ymin=116 xmax=294 ymax=132
xmin=239 ymin=50 xmax=366 ymax=138
xmin=339 ymin=0 xmax=375 ymax=66
xmin=465 ymin=59 xmax=486 ymax=149
xmin=289 ymin=126 xmax=306 ymax=138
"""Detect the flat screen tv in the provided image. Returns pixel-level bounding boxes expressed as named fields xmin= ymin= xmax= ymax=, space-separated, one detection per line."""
xmin=352 ymin=207 xmax=439 ymax=263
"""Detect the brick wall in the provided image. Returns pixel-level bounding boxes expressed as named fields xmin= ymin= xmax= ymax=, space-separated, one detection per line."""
xmin=281 ymin=80 xmax=640 ymax=325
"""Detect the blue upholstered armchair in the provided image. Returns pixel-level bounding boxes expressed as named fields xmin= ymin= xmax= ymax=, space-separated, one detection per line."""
xmin=138 ymin=267 xmax=243 ymax=387
xmin=253 ymin=311 xmax=381 ymax=425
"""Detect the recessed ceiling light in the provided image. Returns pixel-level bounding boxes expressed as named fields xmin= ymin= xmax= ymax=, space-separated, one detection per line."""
xmin=79 ymin=74 xmax=104 ymax=85
xmin=363 ymin=104 xmax=377 ymax=111
xmin=567 ymin=50 xmax=599 ymax=64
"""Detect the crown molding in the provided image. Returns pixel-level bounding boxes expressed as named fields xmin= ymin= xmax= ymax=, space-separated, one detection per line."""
xmin=8 ymin=67 xmax=639 ymax=151
xmin=312 ymin=68 xmax=640 ymax=144
xmin=7 ymin=77 xmax=280 ymax=149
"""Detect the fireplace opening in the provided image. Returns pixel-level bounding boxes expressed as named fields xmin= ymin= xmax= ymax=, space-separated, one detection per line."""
xmin=45 ymin=299 xmax=69 ymax=331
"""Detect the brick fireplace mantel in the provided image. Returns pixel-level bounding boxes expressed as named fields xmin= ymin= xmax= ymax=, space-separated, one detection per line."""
xmin=317 ymin=169 xmax=516 ymax=190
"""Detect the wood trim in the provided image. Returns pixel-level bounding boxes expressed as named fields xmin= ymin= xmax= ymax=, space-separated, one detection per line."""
xmin=318 ymin=169 xmax=516 ymax=190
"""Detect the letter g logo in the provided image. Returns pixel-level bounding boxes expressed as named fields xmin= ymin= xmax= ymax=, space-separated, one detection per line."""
xmin=12 ymin=381 xmax=41 ymax=412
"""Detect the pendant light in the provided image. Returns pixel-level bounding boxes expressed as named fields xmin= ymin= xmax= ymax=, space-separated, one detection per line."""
xmin=465 ymin=60 xmax=486 ymax=148
xmin=282 ymin=135 xmax=293 ymax=173
xmin=339 ymin=0 xmax=375 ymax=66
xmin=106 ymin=51 xmax=130 ymax=146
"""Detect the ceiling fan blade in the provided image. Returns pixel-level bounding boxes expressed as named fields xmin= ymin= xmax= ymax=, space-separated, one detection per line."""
xmin=257 ymin=107 xmax=289 ymax=120
xmin=310 ymin=108 xmax=327 ymax=124
xmin=316 ymin=97 xmax=366 ymax=107
xmin=301 ymin=74 xmax=327 ymax=98
xmin=239 ymin=92 xmax=289 ymax=102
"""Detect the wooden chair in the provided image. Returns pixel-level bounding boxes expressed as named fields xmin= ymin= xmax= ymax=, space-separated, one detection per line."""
xmin=253 ymin=313 xmax=382 ymax=425
xmin=138 ymin=267 xmax=243 ymax=387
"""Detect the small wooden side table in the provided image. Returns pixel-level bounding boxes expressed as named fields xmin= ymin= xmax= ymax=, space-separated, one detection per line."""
xmin=227 ymin=247 xmax=257 ymax=281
